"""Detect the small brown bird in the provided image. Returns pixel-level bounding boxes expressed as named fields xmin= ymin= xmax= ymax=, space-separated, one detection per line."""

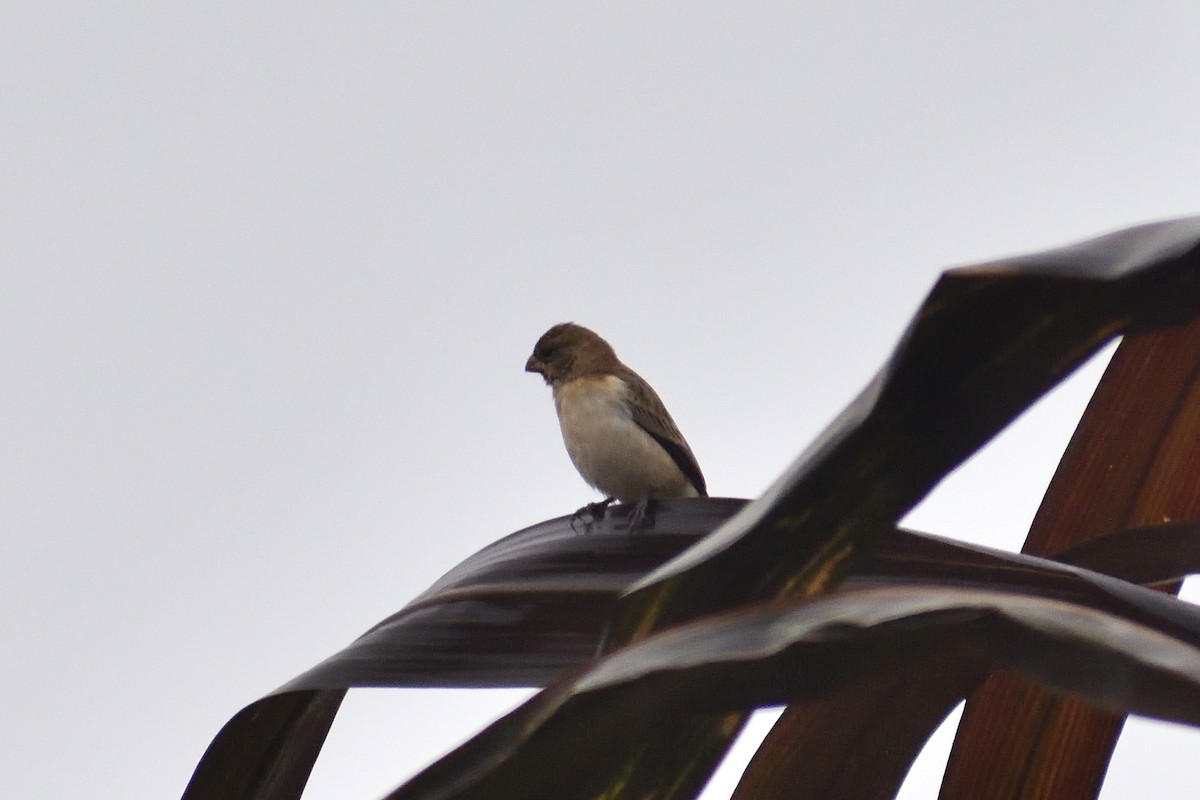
xmin=525 ymin=323 xmax=706 ymax=528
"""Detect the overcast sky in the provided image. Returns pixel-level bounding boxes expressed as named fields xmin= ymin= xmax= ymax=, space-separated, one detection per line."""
xmin=4 ymin=4 xmax=1200 ymax=799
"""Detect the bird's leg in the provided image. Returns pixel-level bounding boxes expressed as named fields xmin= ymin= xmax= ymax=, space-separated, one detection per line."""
xmin=570 ymin=497 xmax=615 ymax=534
xmin=622 ymin=498 xmax=656 ymax=532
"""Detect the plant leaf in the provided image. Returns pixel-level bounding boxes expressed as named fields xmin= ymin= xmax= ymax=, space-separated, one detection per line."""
xmin=180 ymin=515 xmax=1200 ymax=800
xmin=942 ymin=313 xmax=1200 ymax=800
xmin=610 ymin=216 xmax=1200 ymax=644
xmin=1055 ymin=520 xmax=1200 ymax=586
xmin=386 ymin=586 xmax=1200 ymax=800
xmin=589 ymin=218 xmax=1200 ymax=800
xmin=181 ymin=500 xmax=740 ymax=800
xmin=182 ymin=217 xmax=1200 ymax=800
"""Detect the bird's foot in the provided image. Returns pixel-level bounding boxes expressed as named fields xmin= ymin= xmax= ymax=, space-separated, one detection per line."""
xmin=618 ymin=498 xmax=656 ymax=532
xmin=570 ymin=497 xmax=615 ymax=534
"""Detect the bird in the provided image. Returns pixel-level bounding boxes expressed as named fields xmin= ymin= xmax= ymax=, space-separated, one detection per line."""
xmin=525 ymin=322 xmax=706 ymax=529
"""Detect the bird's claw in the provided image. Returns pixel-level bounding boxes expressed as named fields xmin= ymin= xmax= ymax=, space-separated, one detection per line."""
xmin=618 ymin=498 xmax=656 ymax=532
xmin=570 ymin=497 xmax=615 ymax=534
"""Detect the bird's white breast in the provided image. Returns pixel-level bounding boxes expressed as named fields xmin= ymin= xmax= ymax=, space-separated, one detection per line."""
xmin=553 ymin=375 xmax=696 ymax=502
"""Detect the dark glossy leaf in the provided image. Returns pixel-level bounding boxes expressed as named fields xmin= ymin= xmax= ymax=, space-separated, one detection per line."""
xmin=180 ymin=512 xmax=1200 ymax=800
xmin=732 ymin=521 xmax=1200 ymax=800
xmin=371 ymin=524 xmax=1200 ymax=800
xmin=183 ymin=218 xmax=1200 ymax=800
xmin=942 ymin=315 xmax=1200 ymax=800
xmin=1056 ymin=520 xmax=1200 ymax=586
xmin=610 ymin=217 xmax=1200 ymax=643
xmin=588 ymin=218 xmax=1200 ymax=800
xmin=283 ymin=499 xmax=747 ymax=691
xmin=740 ymin=317 xmax=1200 ymax=800
xmin=731 ymin=679 xmax=968 ymax=800
xmin=182 ymin=691 xmax=346 ymax=800
xmin=182 ymin=499 xmax=741 ymax=800
xmin=387 ymin=586 xmax=1200 ymax=800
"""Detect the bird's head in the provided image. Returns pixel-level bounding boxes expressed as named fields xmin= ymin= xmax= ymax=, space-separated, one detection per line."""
xmin=525 ymin=322 xmax=618 ymax=385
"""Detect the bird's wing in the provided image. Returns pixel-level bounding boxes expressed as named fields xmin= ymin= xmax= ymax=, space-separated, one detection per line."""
xmin=619 ymin=367 xmax=707 ymax=496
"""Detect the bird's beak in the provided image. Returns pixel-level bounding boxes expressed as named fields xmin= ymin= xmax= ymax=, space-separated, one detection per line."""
xmin=524 ymin=355 xmax=543 ymax=375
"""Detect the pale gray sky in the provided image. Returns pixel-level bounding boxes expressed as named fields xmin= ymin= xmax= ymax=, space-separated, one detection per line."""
xmin=3 ymin=4 xmax=1200 ymax=799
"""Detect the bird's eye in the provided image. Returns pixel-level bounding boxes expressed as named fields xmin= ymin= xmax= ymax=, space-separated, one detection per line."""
xmin=536 ymin=346 xmax=553 ymax=360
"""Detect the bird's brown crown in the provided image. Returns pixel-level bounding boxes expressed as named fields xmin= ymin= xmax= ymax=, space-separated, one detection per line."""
xmin=525 ymin=322 xmax=620 ymax=385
